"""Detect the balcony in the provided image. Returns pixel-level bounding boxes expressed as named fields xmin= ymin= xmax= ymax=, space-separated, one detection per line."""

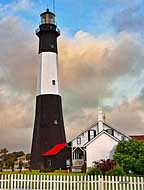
xmin=35 ymin=27 xmax=60 ymax=34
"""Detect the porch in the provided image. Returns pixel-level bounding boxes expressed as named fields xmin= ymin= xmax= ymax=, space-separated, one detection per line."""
xmin=72 ymin=147 xmax=85 ymax=172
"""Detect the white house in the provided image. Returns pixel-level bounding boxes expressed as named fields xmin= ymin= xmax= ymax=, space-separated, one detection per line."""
xmin=69 ymin=108 xmax=130 ymax=171
xmin=14 ymin=155 xmax=30 ymax=169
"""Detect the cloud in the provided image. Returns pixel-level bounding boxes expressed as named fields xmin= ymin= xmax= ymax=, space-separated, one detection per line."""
xmin=66 ymin=96 xmax=144 ymax=141
xmin=0 ymin=86 xmax=34 ymax=152
xmin=106 ymin=97 xmax=144 ymax=135
xmin=59 ymin=31 xmax=144 ymax=116
xmin=0 ymin=0 xmax=33 ymax=16
xmin=0 ymin=16 xmax=38 ymax=93
xmin=14 ymin=0 xmax=33 ymax=11
xmin=103 ymin=0 xmax=142 ymax=5
xmin=112 ymin=3 xmax=144 ymax=33
xmin=0 ymin=16 xmax=144 ymax=151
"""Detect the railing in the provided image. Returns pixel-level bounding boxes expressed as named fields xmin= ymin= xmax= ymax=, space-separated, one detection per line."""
xmin=56 ymin=27 xmax=60 ymax=34
xmin=72 ymin=159 xmax=84 ymax=166
xmin=35 ymin=27 xmax=60 ymax=34
xmin=35 ymin=28 xmax=40 ymax=33
xmin=0 ymin=174 xmax=144 ymax=190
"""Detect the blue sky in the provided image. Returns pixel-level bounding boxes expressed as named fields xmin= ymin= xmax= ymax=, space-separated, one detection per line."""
xmin=1 ymin=0 xmax=144 ymax=36
xmin=0 ymin=0 xmax=144 ymax=151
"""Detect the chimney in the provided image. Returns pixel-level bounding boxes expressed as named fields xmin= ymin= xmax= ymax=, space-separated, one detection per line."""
xmin=98 ymin=107 xmax=105 ymax=133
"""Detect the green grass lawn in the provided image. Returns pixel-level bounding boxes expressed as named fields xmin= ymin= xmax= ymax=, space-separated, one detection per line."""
xmin=1 ymin=170 xmax=144 ymax=177
xmin=0 ymin=170 xmax=85 ymax=176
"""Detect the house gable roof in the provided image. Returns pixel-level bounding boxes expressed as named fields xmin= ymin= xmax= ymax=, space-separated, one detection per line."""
xmin=84 ymin=130 xmax=120 ymax=147
xmin=68 ymin=121 xmax=98 ymax=143
xmin=103 ymin=122 xmax=130 ymax=140
xmin=69 ymin=120 xmax=130 ymax=143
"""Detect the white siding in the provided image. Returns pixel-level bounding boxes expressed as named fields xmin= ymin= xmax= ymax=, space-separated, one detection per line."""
xmin=86 ymin=133 xmax=118 ymax=168
xmin=72 ymin=124 xmax=99 ymax=147
xmin=37 ymin=52 xmax=59 ymax=95
xmin=72 ymin=132 xmax=88 ymax=147
xmin=103 ymin=123 xmax=129 ymax=141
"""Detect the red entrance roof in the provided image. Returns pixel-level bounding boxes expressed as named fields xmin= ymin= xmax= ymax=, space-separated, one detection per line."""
xmin=130 ymin=135 xmax=144 ymax=141
xmin=42 ymin=143 xmax=67 ymax=156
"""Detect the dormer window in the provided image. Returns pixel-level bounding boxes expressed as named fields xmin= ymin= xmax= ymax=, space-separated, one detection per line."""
xmin=90 ymin=130 xmax=95 ymax=139
xmin=88 ymin=130 xmax=96 ymax=141
xmin=77 ymin=137 xmax=81 ymax=145
xmin=106 ymin=129 xmax=114 ymax=136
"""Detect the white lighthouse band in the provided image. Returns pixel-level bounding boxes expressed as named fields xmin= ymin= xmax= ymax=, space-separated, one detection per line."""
xmin=37 ymin=51 xmax=59 ymax=95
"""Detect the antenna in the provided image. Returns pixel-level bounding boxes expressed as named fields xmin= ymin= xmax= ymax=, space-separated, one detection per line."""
xmin=53 ymin=0 xmax=55 ymax=14
xmin=46 ymin=0 xmax=49 ymax=10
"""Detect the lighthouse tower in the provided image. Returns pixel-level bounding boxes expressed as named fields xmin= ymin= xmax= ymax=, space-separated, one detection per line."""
xmin=30 ymin=9 xmax=68 ymax=169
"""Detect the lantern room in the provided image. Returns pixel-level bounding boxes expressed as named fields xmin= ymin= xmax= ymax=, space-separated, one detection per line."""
xmin=40 ymin=9 xmax=55 ymax=25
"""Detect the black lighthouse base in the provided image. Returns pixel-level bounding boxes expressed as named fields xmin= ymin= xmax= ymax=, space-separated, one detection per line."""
xmin=30 ymin=94 xmax=67 ymax=169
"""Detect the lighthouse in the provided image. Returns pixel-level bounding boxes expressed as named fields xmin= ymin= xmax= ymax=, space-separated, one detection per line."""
xmin=30 ymin=9 xmax=69 ymax=169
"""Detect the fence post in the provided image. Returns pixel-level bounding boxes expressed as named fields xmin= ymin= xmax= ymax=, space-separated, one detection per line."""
xmin=11 ymin=174 xmax=13 ymax=189
xmin=98 ymin=175 xmax=103 ymax=190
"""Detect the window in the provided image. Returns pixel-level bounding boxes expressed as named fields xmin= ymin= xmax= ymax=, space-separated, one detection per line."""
xmin=88 ymin=130 xmax=96 ymax=141
xmin=121 ymin=136 xmax=125 ymax=141
xmin=48 ymin=160 xmax=52 ymax=167
xmin=66 ymin=159 xmax=70 ymax=167
xmin=52 ymin=80 xmax=56 ymax=85
xmin=54 ymin=120 xmax=58 ymax=125
xmin=90 ymin=130 xmax=95 ymax=139
xmin=73 ymin=148 xmax=83 ymax=160
xmin=77 ymin=137 xmax=81 ymax=145
xmin=41 ymin=14 xmax=55 ymax=24
xmin=51 ymin=44 xmax=54 ymax=48
xmin=106 ymin=129 xmax=114 ymax=136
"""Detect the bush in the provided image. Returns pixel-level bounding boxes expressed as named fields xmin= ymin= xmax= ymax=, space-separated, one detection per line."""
xmin=134 ymin=158 xmax=144 ymax=174
xmin=93 ymin=159 xmax=116 ymax=175
xmin=87 ymin=167 xmax=101 ymax=176
xmin=106 ymin=166 xmax=126 ymax=176
xmin=40 ymin=168 xmax=55 ymax=173
xmin=113 ymin=140 xmax=144 ymax=174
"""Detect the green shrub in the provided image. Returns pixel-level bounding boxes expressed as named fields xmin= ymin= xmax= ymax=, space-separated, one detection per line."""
xmin=106 ymin=166 xmax=126 ymax=176
xmin=87 ymin=167 xmax=101 ymax=176
xmin=134 ymin=158 xmax=144 ymax=174
xmin=93 ymin=159 xmax=116 ymax=175
xmin=113 ymin=139 xmax=144 ymax=174
xmin=40 ymin=168 xmax=55 ymax=173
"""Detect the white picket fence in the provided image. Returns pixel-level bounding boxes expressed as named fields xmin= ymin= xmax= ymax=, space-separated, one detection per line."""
xmin=0 ymin=174 xmax=144 ymax=190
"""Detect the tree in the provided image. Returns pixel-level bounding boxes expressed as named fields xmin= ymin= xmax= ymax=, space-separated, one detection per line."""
xmin=0 ymin=161 xmax=3 ymax=172
xmin=114 ymin=139 xmax=144 ymax=174
xmin=19 ymin=160 xmax=23 ymax=172
xmin=5 ymin=159 xmax=15 ymax=171
xmin=4 ymin=153 xmax=16 ymax=162
xmin=0 ymin=148 xmax=8 ymax=159
xmin=26 ymin=153 xmax=31 ymax=161
xmin=12 ymin=151 xmax=25 ymax=158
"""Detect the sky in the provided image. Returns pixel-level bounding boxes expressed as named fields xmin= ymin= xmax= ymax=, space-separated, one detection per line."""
xmin=0 ymin=0 xmax=144 ymax=152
